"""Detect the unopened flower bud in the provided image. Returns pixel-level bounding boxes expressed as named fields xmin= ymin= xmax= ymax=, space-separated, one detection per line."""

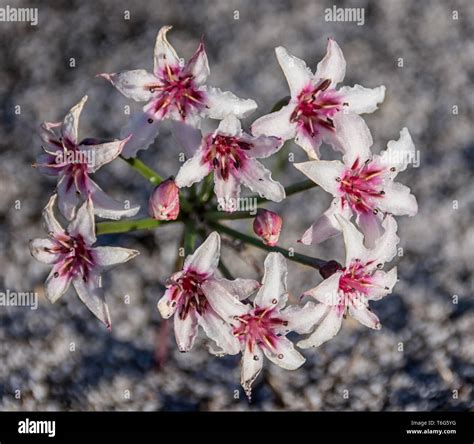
xmin=253 ymin=209 xmax=282 ymax=246
xmin=148 ymin=179 xmax=180 ymax=221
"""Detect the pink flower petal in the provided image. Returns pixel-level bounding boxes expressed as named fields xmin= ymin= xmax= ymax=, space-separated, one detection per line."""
xmin=197 ymin=307 xmax=240 ymax=355
xmin=175 ymin=149 xmax=212 ymax=188
xmin=241 ymin=343 xmax=263 ymax=398
xmin=206 ymin=87 xmax=257 ymax=119
xmin=67 ymin=199 xmax=96 ymax=246
xmin=154 ymin=26 xmax=180 ymax=75
xmin=263 ymin=336 xmax=305 ymax=370
xmin=297 ymin=305 xmax=343 ymax=349
xmin=174 ymin=309 xmax=199 ymax=352
xmin=303 ymin=271 xmax=343 ymax=305
xmin=184 ymin=40 xmax=210 ymax=85
xmin=120 ymin=110 xmax=160 ymax=158
xmin=92 ymin=246 xmax=139 ymax=267
xmin=294 ymin=159 xmax=345 ymax=196
xmin=29 ymin=238 xmax=59 ymax=264
xmin=61 ymin=96 xmax=87 ymax=146
xmin=45 ymin=265 xmax=72 ymax=303
xmin=251 ymin=105 xmax=296 ymax=141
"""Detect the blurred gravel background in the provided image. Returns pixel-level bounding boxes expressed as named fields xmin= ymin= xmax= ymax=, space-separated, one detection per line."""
xmin=0 ymin=0 xmax=473 ymax=411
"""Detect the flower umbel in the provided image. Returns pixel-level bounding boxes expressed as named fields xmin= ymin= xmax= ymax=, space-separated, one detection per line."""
xmin=29 ymin=194 xmax=139 ymax=328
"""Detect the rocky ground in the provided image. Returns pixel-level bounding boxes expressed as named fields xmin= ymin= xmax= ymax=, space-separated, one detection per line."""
xmin=0 ymin=0 xmax=473 ymax=411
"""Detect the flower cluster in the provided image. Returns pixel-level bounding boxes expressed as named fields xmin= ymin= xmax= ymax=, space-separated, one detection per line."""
xmin=30 ymin=27 xmax=418 ymax=398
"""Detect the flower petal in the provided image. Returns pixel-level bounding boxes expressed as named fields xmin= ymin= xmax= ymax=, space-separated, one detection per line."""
xmin=236 ymin=158 xmax=285 ymax=202
xmin=293 ymin=159 xmax=345 ymax=196
xmin=154 ymin=26 xmax=180 ymax=75
xmin=275 ymin=46 xmax=313 ymax=97
xmin=368 ymin=267 xmax=398 ymax=300
xmin=80 ymin=138 xmax=128 ymax=174
xmin=336 ymin=214 xmax=368 ymax=266
xmin=57 ymin=173 xmax=81 ymax=221
xmin=216 ymin=114 xmax=242 ymax=136
xmin=315 ymin=38 xmax=346 ymax=87
xmin=214 ymin=174 xmax=241 ymax=212
xmin=201 ymin=278 xmax=249 ymax=321
xmin=87 ymin=179 xmax=140 ymax=220
xmin=185 ymin=40 xmax=210 ymax=85
xmin=184 ymin=231 xmax=220 ymax=275
xmin=281 ymin=301 xmax=326 ymax=334
xmin=73 ymin=273 xmax=111 ymax=329
xmin=120 ymin=110 xmax=160 ymax=158
xmin=157 ymin=284 xmax=181 ymax=319
xmin=263 ymin=336 xmax=305 ymax=370
xmin=42 ymin=194 xmax=65 ymax=236
xmin=241 ymin=343 xmax=263 ymax=398
xmin=98 ymin=70 xmax=158 ymax=102
xmin=339 ymin=84 xmax=386 ymax=114
xmin=294 ymin=129 xmax=323 ymax=159
xmin=92 ymin=246 xmax=139 ymax=267
xmin=303 ymin=271 xmax=342 ymax=305
xmin=348 ymin=303 xmax=381 ymax=330
xmin=45 ymin=266 xmax=72 ymax=303
xmin=67 ymin=198 xmax=96 ymax=245
xmin=254 ymin=252 xmax=288 ymax=308
xmin=299 ymin=199 xmax=348 ymax=245
xmin=243 ymin=134 xmax=284 ymax=159
xmin=197 ymin=307 xmax=240 ymax=355
xmin=379 ymin=128 xmax=416 ymax=178
xmin=206 ymin=87 xmax=257 ymax=119
xmin=62 ymin=96 xmax=87 ymax=146
xmin=175 ymin=149 xmax=211 ymax=188
xmin=174 ymin=310 xmax=199 ymax=352
xmin=40 ymin=121 xmax=62 ymax=153
xmin=378 ymin=181 xmax=418 ymax=216
xmin=357 ymin=211 xmax=383 ymax=248
xmin=34 ymin=152 xmax=62 ymax=176
xmin=171 ymin=120 xmax=202 ymax=157
xmin=214 ymin=277 xmax=260 ymax=301
xmin=335 ymin=112 xmax=373 ymax=166
xmin=365 ymin=215 xmax=399 ymax=269
xmin=29 ymin=238 xmax=60 ymax=264
xmin=297 ymin=305 xmax=343 ymax=349
xmin=250 ymin=105 xmax=296 ymax=140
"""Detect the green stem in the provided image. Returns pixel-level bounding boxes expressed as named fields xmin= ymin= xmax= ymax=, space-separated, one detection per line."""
xmin=96 ymin=217 xmax=177 ymax=235
xmin=209 ymin=221 xmax=326 ymax=269
xmin=120 ymin=155 xmax=163 ymax=185
xmin=184 ymin=222 xmax=197 ymax=255
xmin=205 ymin=211 xmax=256 ymax=221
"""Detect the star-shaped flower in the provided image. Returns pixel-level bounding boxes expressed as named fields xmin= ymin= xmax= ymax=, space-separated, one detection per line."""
xmin=35 ymin=96 xmax=140 ymax=221
xmin=298 ymin=215 xmax=399 ymax=349
xmin=100 ymin=26 xmax=257 ymax=158
xmin=157 ymin=232 xmax=260 ymax=354
xmin=29 ymin=194 xmax=139 ymax=328
xmin=203 ymin=253 xmax=319 ymax=398
xmin=294 ymin=125 xmax=418 ymax=247
xmin=251 ymin=39 xmax=385 ymax=159
xmin=175 ymin=115 xmax=285 ymax=211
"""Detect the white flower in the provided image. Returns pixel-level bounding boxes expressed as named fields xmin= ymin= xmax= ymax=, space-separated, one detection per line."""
xmin=251 ymin=39 xmax=385 ymax=159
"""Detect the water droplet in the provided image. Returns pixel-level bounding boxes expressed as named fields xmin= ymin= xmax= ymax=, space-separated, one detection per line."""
xmin=277 ymin=353 xmax=284 ymax=359
xmin=390 ymin=167 xmax=396 ymax=172
xmin=271 ymin=298 xmax=278 ymax=304
xmin=336 ymin=177 xmax=341 ymax=182
xmin=147 ymin=118 xmax=154 ymax=124
xmin=253 ymin=355 xmax=259 ymax=361
xmin=53 ymin=272 xmax=59 ymax=278
xmin=377 ymin=263 xmax=383 ymax=269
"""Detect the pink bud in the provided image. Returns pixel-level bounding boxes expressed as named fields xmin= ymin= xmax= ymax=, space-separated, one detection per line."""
xmin=148 ymin=179 xmax=180 ymax=221
xmin=253 ymin=209 xmax=282 ymax=246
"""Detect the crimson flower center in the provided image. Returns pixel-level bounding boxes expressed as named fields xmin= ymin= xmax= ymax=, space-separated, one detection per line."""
xmin=150 ymin=65 xmax=206 ymax=119
xmin=339 ymin=158 xmax=386 ymax=214
xmin=173 ymin=271 xmax=209 ymax=319
xmin=52 ymin=233 xmax=94 ymax=281
xmin=233 ymin=306 xmax=287 ymax=352
xmin=203 ymin=134 xmax=252 ymax=181
xmin=290 ymin=80 xmax=343 ymax=137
